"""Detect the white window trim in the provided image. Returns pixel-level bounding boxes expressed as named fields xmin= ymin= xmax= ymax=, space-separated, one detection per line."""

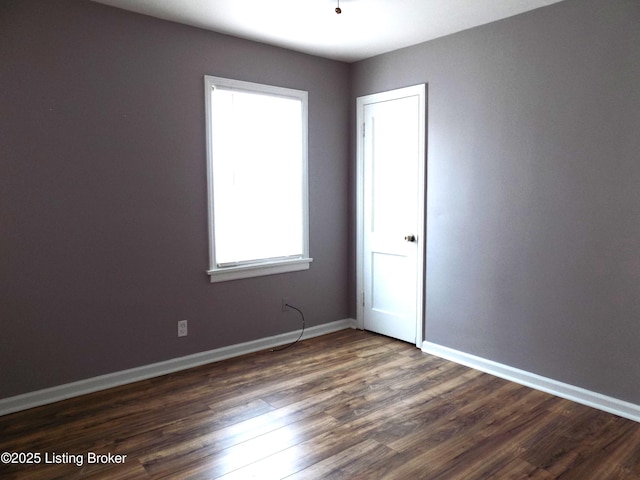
xmin=204 ymin=75 xmax=312 ymax=283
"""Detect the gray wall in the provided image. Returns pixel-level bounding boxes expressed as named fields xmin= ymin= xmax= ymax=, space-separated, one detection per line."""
xmin=0 ymin=0 xmax=350 ymax=398
xmin=352 ymin=0 xmax=640 ymax=404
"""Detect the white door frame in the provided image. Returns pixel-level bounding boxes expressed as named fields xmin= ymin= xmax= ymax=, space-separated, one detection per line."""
xmin=356 ymin=84 xmax=426 ymax=348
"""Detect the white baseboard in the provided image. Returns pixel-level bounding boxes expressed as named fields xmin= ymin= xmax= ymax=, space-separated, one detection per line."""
xmin=422 ymin=341 xmax=640 ymax=424
xmin=0 ymin=318 xmax=357 ymax=417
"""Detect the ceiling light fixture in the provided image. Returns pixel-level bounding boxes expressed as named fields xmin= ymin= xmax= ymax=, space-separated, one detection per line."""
xmin=335 ymin=0 xmax=341 ymax=14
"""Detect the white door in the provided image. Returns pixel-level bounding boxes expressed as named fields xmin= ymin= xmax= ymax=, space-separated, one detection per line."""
xmin=356 ymin=85 xmax=425 ymax=346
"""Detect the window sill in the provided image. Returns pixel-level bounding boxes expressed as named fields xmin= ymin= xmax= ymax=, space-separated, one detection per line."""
xmin=207 ymin=257 xmax=313 ymax=283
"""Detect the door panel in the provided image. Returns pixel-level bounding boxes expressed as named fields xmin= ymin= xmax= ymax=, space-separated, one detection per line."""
xmin=358 ymin=86 xmax=425 ymax=345
xmin=371 ymin=252 xmax=406 ymax=314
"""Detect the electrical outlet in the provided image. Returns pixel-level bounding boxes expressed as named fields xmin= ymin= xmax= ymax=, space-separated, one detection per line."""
xmin=178 ymin=320 xmax=188 ymax=337
xmin=281 ymin=297 xmax=290 ymax=312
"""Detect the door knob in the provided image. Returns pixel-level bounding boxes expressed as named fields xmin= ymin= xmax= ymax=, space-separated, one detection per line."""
xmin=404 ymin=234 xmax=416 ymax=242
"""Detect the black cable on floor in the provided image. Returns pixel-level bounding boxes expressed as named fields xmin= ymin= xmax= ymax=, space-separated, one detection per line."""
xmin=271 ymin=303 xmax=305 ymax=352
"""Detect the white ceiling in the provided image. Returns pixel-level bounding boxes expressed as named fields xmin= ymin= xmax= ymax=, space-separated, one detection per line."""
xmin=91 ymin=0 xmax=565 ymax=63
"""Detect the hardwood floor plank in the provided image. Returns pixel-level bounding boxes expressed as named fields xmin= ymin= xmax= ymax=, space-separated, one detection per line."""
xmin=483 ymin=458 xmax=554 ymax=480
xmin=283 ymin=438 xmax=394 ymax=480
xmin=143 ymin=413 xmax=340 ymax=478
xmin=2 ymin=329 xmax=640 ymax=479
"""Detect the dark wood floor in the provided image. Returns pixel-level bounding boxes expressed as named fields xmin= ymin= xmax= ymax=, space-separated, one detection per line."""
xmin=2 ymin=329 xmax=640 ymax=479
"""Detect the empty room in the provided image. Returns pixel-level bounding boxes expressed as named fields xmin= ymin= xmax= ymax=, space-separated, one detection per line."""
xmin=2 ymin=0 xmax=640 ymax=478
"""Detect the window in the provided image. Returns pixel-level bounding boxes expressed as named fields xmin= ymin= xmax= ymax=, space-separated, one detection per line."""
xmin=204 ymin=76 xmax=312 ymax=282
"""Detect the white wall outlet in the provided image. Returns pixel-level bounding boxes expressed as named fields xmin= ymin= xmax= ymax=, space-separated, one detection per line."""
xmin=178 ymin=320 xmax=188 ymax=337
xmin=281 ymin=297 xmax=290 ymax=312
